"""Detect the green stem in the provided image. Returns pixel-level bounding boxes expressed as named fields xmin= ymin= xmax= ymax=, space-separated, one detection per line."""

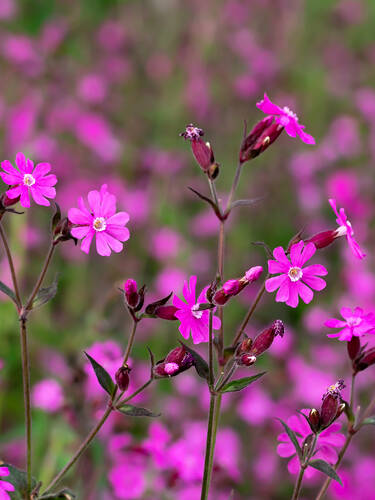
xmin=200 ymin=393 xmax=222 ymax=500
xmin=292 ymin=434 xmax=318 ymax=500
xmin=208 ymin=310 xmax=214 ymax=388
xmin=217 ymin=221 xmax=225 ymax=362
xmin=0 ymin=221 xmax=22 ymax=310
xmin=20 ymin=318 xmax=32 ymax=498
xmin=118 ymin=378 xmax=153 ymax=406
xmin=350 ymin=373 xmax=356 ymax=409
xmin=207 ymin=176 xmax=220 ymax=211
xmin=122 ymin=320 xmax=138 ymax=365
xmin=25 ymin=243 xmax=55 ymax=311
xmin=226 ymin=162 xmax=243 ymax=211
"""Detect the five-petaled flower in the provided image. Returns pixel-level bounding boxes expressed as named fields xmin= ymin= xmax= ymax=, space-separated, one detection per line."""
xmin=265 ymin=241 xmax=328 ymax=308
xmin=68 ymin=184 xmax=130 ymax=257
xmin=277 ymin=411 xmax=345 ymax=477
xmin=256 ymin=93 xmax=315 ymax=145
xmin=0 ymin=152 xmax=57 ymax=207
xmin=0 ymin=466 xmax=15 ymax=499
xmin=173 ymin=275 xmax=221 ymax=344
xmin=329 ymin=198 xmax=366 ymax=259
xmin=325 ymin=307 xmax=375 ymax=341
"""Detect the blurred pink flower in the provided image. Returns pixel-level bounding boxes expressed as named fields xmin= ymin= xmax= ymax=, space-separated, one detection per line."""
xmin=68 ymin=184 xmax=130 ymax=256
xmin=325 ymin=307 xmax=375 ymax=341
xmin=0 ymin=466 xmax=15 ymax=499
xmin=257 ymin=93 xmax=315 ymax=144
xmin=32 ymin=379 xmax=64 ymax=413
xmin=108 ymin=462 xmax=146 ymax=499
xmin=266 ymin=241 xmax=328 ymax=308
xmin=277 ymin=412 xmax=345 ymax=477
xmin=173 ymin=275 xmax=220 ymax=344
xmin=329 ymin=198 xmax=366 ymax=259
xmin=0 ymin=152 xmax=57 ymax=207
xmin=151 ymin=228 xmax=181 ymax=260
xmin=77 ymin=74 xmax=108 ymax=103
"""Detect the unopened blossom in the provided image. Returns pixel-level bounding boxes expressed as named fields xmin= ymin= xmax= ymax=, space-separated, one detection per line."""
xmin=213 ymin=265 xmax=263 ymax=305
xmin=277 ymin=411 xmax=345 ymax=477
xmin=173 ymin=275 xmax=221 ymax=344
xmin=256 ymin=93 xmax=315 ymax=145
xmin=325 ymin=307 xmax=375 ymax=341
xmin=0 ymin=152 xmax=57 ymax=207
xmin=329 ymin=198 xmax=366 ymax=259
xmin=68 ymin=184 xmax=130 ymax=256
xmin=0 ymin=466 xmax=15 ymax=499
xmin=265 ymin=241 xmax=328 ymax=308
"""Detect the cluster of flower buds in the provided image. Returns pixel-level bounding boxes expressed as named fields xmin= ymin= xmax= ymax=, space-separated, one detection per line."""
xmin=180 ymin=124 xmax=219 ymax=179
xmin=212 ymin=266 xmax=263 ymax=306
xmin=239 ymin=117 xmax=283 ymax=164
xmin=115 ymin=364 xmax=131 ymax=392
xmin=347 ymin=337 xmax=375 ymax=374
xmin=153 ymin=346 xmax=194 ymax=378
xmin=307 ymin=380 xmax=346 ymax=433
xmin=123 ymin=279 xmax=145 ymax=311
xmin=235 ymin=319 xmax=284 ymax=366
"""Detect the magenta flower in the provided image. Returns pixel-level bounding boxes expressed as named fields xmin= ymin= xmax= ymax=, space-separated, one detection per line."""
xmin=68 ymin=184 xmax=130 ymax=256
xmin=256 ymin=93 xmax=315 ymax=145
xmin=173 ymin=275 xmax=221 ymax=344
xmin=0 ymin=466 xmax=15 ymax=499
xmin=329 ymin=198 xmax=366 ymax=259
xmin=277 ymin=412 xmax=345 ymax=477
xmin=0 ymin=152 xmax=57 ymax=207
xmin=265 ymin=241 xmax=328 ymax=308
xmin=325 ymin=307 xmax=375 ymax=341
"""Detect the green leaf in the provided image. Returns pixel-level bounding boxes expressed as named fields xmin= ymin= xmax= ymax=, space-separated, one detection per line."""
xmin=84 ymin=352 xmax=115 ymax=396
xmin=179 ymin=341 xmax=209 ymax=381
xmin=0 ymin=281 xmax=17 ymax=305
xmin=1 ymin=464 xmax=38 ymax=500
xmin=220 ymin=372 xmax=266 ymax=393
xmin=276 ymin=418 xmax=303 ymax=462
xmin=40 ymin=489 xmax=76 ymax=499
xmin=32 ymin=276 xmax=58 ymax=309
xmin=308 ymin=459 xmax=342 ymax=484
xmin=117 ymin=404 xmax=160 ymax=418
xmin=361 ymin=416 xmax=375 ymax=426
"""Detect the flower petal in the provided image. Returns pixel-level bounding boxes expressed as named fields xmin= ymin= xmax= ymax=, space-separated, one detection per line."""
xmin=265 ymin=274 xmax=286 ymax=293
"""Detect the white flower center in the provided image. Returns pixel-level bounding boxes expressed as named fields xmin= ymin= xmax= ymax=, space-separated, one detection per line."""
xmin=93 ymin=217 xmax=107 ymax=232
xmin=23 ymin=173 xmax=36 ymax=186
xmin=282 ymin=106 xmax=298 ymax=121
xmin=288 ymin=266 xmax=303 ymax=282
xmin=191 ymin=303 xmax=203 ymax=319
xmin=347 ymin=316 xmax=361 ymax=328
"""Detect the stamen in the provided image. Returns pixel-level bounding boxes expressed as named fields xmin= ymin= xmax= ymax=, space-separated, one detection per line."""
xmin=93 ymin=217 xmax=107 ymax=232
xmin=191 ymin=303 xmax=203 ymax=319
xmin=288 ymin=266 xmax=303 ymax=282
xmin=23 ymin=174 xmax=36 ymax=187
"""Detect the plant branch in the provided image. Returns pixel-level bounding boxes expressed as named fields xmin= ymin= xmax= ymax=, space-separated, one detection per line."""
xmin=0 ymin=221 xmax=22 ymax=310
xmin=25 ymin=243 xmax=56 ymax=311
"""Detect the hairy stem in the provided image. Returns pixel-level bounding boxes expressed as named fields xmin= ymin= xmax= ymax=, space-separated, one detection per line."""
xmin=217 ymin=221 xmax=225 ymax=361
xmin=122 ymin=320 xmax=138 ymax=365
xmin=0 ymin=221 xmax=22 ymax=309
xmin=20 ymin=318 xmax=32 ymax=498
xmin=226 ymin=162 xmax=243 ymax=211
xmin=292 ymin=434 xmax=318 ymax=500
xmin=350 ymin=373 xmax=356 ymax=409
xmin=25 ymin=243 xmax=56 ymax=311
xmin=208 ymin=309 xmax=214 ymax=388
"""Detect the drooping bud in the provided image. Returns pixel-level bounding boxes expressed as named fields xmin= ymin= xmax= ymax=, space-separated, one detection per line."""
xmin=153 ymin=346 xmax=194 ymax=378
xmin=353 ymin=347 xmax=375 ymax=373
xmin=308 ymin=408 xmax=320 ymax=433
xmin=320 ymin=379 xmax=345 ymax=428
xmin=347 ymin=336 xmax=361 ymax=361
xmin=115 ymin=365 xmax=131 ymax=392
xmin=124 ymin=279 xmax=139 ymax=308
xmin=155 ymin=305 xmax=178 ymax=320
xmin=239 ymin=117 xmax=283 ymax=164
xmin=212 ymin=266 xmax=263 ymax=306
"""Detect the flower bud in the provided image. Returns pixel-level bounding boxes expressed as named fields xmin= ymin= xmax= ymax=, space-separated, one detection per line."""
xmin=250 ymin=320 xmax=284 ymax=356
xmin=53 ymin=217 xmax=77 ymax=245
xmin=305 ymin=227 xmax=346 ymax=250
xmin=354 ymin=347 xmax=375 ymax=373
xmin=239 ymin=117 xmax=283 ymax=164
xmin=245 ymin=266 xmax=263 ymax=282
xmin=191 ymin=139 xmax=215 ymax=172
xmin=213 ymin=266 xmax=263 ymax=306
xmin=155 ymin=305 xmax=178 ymax=320
xmin=239 ymin=353 xmax=257 ymax=366
xmin=153 ymin=346 xmax=194 ymax=378
xmin=320 ymin=380 xmax=345 ymax=428
xmin=347 ymin=336 xmax=360 ymax=361
xmin=308 ymin=408 xmax=320 ymax=433
xmin=115 ymin=366 xmax=130 ymax=392
xmin=0 ymin=191 xmax=20 ymax=209
xmin=124 ymin=279 xmax=139 ymax=308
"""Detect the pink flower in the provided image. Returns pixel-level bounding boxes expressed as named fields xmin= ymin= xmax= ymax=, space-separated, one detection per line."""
xmin=329 ymin=198 xmax=366 ymax=259
xmin=325 ymin=307 xmax=375 ymax=341
xmin=0 ymin=152 xmax=57 ymax=207
xmin=277 ymin=412 xmax=345 ymax=477
xmin=68 ymin=184 xmax=130 ymax=257
xmin=265 ymin=241 xmax=328 ymax=308
xmin=0 ymin=466 xmax=15 ymax=499
xmin=172 ymin=275 xmax=220 ymax=344
xmin=256 ymin=93 xmax=315 ymax=145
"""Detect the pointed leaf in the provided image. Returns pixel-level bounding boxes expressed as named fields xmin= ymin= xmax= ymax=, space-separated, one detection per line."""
xmin=40 ymin=489 xmax=76 ymax=500
xmin=84 ymin=352 xmax=115 ymax=396
xmin=220 ymin=372 xmax=266 ymax=393
xmin=308 ymin=459 xmax=342 ymax=484
xmin=51 ymin=202 xmax=62 ymax=231
xmin=0 ymin=281 xmax=17 ymax=305
xmin=1 ymin=464 xmax=38 ymax=500
xmin=361 ymin=416 xmax=375 ymax=426
xmin=276 ymin=418 xmax=303 ymax=462
xmin=296 ymin=409 xmax=316 ymax=433
xmin=145 ymin=292 xmax=173 ymax=315
xmin=32 ymin=276 xmax=58 ymax=309
xmin=147 ymin=346 xmax=155 ymax=378
xmin=179 ymin=341 xmax=209 ymax=381
xmin=188 ymin=187 xmax=222 ymax=220
xmin=117 ymin=404 xmax=160 ymax=417
xmin=230 ymin=197 xmax=264 ymax=210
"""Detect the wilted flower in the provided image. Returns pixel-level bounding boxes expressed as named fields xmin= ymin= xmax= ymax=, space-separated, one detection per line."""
xmin=180 ymin=124 xmax=217 ymax=176
xmin=0 ymin=152 xmax=57 ymax=207
xmin=68 ymin=184 xmax=130 ymax=256
xmin=256 ymin=93 xmax=315 ymax=145
xmin=0 ymin=466 xmax=15 ymax=499
xmin=265 ymin=241 xmax=328 ymax=308
xmin=173 ymin=275 xmax=221 ymax=344
xmin=325 ymin=307 xmax=375 ymax=341
xmin=329 ymin=198 xmax=366 ymax=259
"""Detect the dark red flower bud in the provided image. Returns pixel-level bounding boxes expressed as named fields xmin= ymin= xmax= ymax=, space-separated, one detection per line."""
xmin=212 ymin=266 xmax=263 ymax=307
xmin=53 ymin=217 xmax=77 ymax=245
xmin=320 ymin=380 xmax=345 ymax=428
xmin=0 ymin=191 xmax=20 ymax=209
xmin=237 ymin=338 xmax=253 ymax=355
xmin=347 ymin=336 xmax=361 ymax=361
xmin=115 ymin=365 xmax=130 ymax=392
xmin=239 ymin=117 xmax=283 ymax=164
xmin=155 ymin=305 xmax=178 ymax=320
xmin=124 ymin=279 xmax=139 ymax=308
xmin=250 ymin=320 xmax=284 ymax=356
xmin=305 ymin=227 xmax=346 ymax=249
xmin=308 ymin=408 xmax=321 ymax=433
xmin=354 ymin=347 xmax=375 ymax=373
xmin=191 ymin=139 xmax=215 ymax=172
xmin=153 ymin=346 xmax=194 ymax=378
xmin=239 ymin=353 xmax=257 ymax=366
